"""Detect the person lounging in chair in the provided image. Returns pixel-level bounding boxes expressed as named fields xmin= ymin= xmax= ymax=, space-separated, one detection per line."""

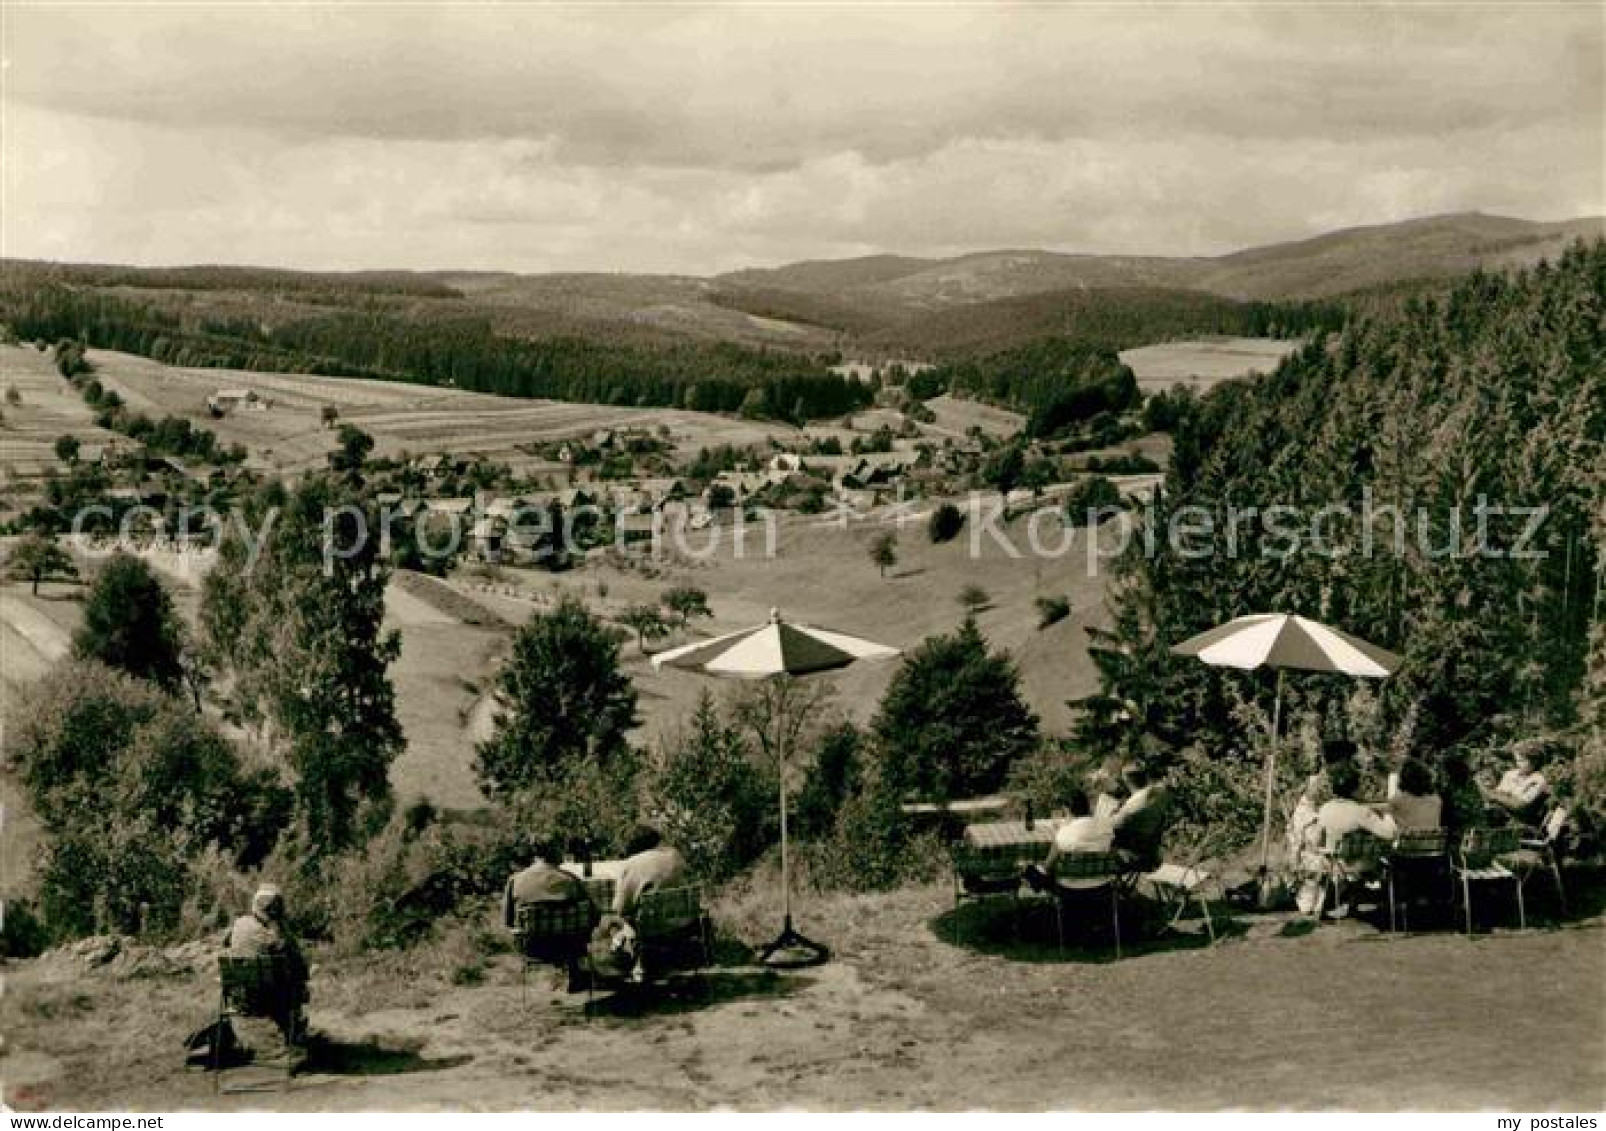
xmin=1108 ymin=762 xmax=1171 ymax=873
xmin=1481 ymin=741 xmax=1551 ymax=827
xmin=1023 ymin=792 xmax=1113 ymax=891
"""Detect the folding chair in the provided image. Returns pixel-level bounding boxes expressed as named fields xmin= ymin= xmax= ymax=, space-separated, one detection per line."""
xmin=1383 ymin=828 xmax=1451 ymax=933
xmin=214 ymin=956 xmax=304 ymax=1094
xmin=1453 ymin=826 xmax=1522 ymax=934
xmin=1501 ymin=807 xmax=1568 ymax=923
xmin=1142 ymin=861 xmax=1219 ymax=943
xmin=1314 ymin=829 xmax=1386 ymax=920
xmin=1048 ymin=851 xmax=1124 ymax=959
xmin=514 ymin=901 xmax=597 ymax=1003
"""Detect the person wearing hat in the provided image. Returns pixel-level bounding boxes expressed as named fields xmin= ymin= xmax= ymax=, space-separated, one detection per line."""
xmin=225 ymin=884 xmax=309 ymax=1035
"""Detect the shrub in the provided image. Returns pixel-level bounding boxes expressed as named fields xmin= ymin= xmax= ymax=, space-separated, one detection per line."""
xmin=792 ymin=722 xmax=863 ymax=840
xmin=1035 ymin=594 xmax=1071 ymax=628
xmin=872 ymin=617 xmax=1040 ymax=800
xmin=74 ymin=552 xmax=185 ymax=690
xmin=13 ymin=660 xmax=291 ymax=939
xmin=643 ymin=692 xmax=775 ymax=882
xmin=474 ymin=596 xmax=637 ymax=798
xmin=927 ymin=502 xmax=965 ymax=544
xmin=1063 ymin=475 xmax=1125 ymax=523
xmin=807 ymin=760 xmax=946 ymax=893
xmin=0 ymin=899 xmax=50 ymax=958
xmin=1005 ymin=741 xmax=1098 ymax=817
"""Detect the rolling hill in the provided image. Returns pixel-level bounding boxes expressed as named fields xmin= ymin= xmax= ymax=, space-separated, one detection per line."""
xmin=3 ymin=212 xmax=1598 ymax=368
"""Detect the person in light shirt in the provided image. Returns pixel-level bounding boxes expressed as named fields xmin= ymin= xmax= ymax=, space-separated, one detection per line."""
xmin=1483 ymin=742 xmax=1551 ymax=826
xmin=1023 ymin=792 xmax=1113 ymax=890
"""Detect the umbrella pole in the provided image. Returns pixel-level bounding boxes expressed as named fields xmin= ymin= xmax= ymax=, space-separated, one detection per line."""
xmin=759 ymin=685 xmax=829 ymax=968
xmin=1259 ymin=669 xmax=1284 ymax=872
xmin=779 ymin=744 xmax=791 ymax=929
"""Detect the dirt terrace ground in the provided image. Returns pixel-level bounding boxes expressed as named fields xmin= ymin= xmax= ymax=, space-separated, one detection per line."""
xmin=3 ymin=884 xmax=1602 ymax=1111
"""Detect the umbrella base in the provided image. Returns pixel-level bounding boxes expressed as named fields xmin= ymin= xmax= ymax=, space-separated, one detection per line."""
xmin=757 ymin=919 xmax=830 ymax=969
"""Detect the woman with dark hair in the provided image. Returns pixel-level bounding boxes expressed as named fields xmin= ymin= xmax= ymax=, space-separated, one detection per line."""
xmin=1387 ymin=756 xmax=1442 ymax=830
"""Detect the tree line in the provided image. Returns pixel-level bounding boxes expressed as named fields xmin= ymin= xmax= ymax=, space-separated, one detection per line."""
xmin=1079 ymin=240 xmax=1606 ymax=838
xmin=1 ymin=284 xmax=875 ymax=424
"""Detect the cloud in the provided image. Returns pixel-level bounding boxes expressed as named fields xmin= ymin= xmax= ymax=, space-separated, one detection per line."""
xmin=2 ymin=4 xmax=1600 ymax=273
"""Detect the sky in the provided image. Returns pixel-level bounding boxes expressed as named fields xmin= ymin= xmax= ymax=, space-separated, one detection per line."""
xmin=3 ymin=3 xmax=1602 ymax=275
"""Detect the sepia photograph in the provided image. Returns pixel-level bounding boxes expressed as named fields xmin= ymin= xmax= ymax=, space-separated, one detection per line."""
xmin=0 ymin=0 xmax=1602 ymax=1115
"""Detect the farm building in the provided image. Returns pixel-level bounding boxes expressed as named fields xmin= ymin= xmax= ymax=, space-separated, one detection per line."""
xmin=205 ymin=388 xmax=266 ymax=415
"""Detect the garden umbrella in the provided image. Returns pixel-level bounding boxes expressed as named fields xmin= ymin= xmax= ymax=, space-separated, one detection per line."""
xmin=1171 ymin=613 xmax=1402 ymax=868
xmin=652 ymin=609 xmax=898 ymax=966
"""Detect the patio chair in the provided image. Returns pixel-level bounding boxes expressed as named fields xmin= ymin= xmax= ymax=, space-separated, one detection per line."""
xmin=1500 ymin=807 xmax=1568 ymax=924
xmin=634 ymin=883 xmax=712 ymax=975
xmin=514 ymin=900 xmax=597 ymax=1002
xmin=1313 ymin=829 xmax=1386 ymax=920
xmin=1047 ymin=851 xmax=1124 ymax=959
xmin=583 ymin=884 xmax=712 ymax=1006
xmin=214 ymin=955 xmax=305 ymax=1093
xmin=1382 ymin=828 xmax=1451 ymax=933
xmin=1141 ymin=860 xmax=1219 ymax=943
xmin=951 ymin=843 xmax=1026 ymax=904
xmin=1452 ymin=826 xmax=1522 ymax=935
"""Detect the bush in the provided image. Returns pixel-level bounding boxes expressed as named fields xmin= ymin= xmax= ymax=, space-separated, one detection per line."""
xmin=74 ymin=552 xmax=186 ymax=690
xmin=0 ymin=899 xmax=50 ymax=958
xmin=792 ymin=722 xmax=863 ymax=840
xmin=13 ymin=660 xmax=291 ymax=940
xmin=1035 ymin=594 xmax=1071 ymax=628
xmin=1005 ymin=742 xmax=1098 ymax=818
xmin=643 ymin=692 xmax=775 ymax=882
xmin=927 ymin=502 xmax=965 ymax=544
xmin=807 ymin=760 xmax=946 ymax=893
xmin=1063 ymin=475 xmax=1125 ymax=523
xmin=872 ymin=618 xmax=1040 ymax=800
xmin=474 ymin=596 xmax=638 ymax=798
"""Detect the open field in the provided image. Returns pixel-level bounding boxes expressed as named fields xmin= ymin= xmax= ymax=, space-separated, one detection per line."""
xmin=922 ymin=394 xmax=1025 ymax=440
xmin=17 ymin=346 xmax=800 ymax=476
xmin=1 ymin=487 xmax=1128 ymax=841
xmin=4 ymin=882 xmax=1601 ymax=1110
xmin=1118 ymin=337 xmax=1303 ymax=393
xmin=0 ymin=345 xmax=131 ymax=478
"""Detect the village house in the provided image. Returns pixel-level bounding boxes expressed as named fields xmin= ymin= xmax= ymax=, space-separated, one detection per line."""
xmin=205 ymin=388 xmax=266 ymax=415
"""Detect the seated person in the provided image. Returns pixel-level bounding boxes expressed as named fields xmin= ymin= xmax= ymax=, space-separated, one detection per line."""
xmin=1482 ymin=742 xmax=1551 ymax=826
xmin=225 ymin=885 xmax=309 ymax=1039
xmin=611 ymin=825 xmax=688 ymax=921
xmin=1386 ymin=757 xmax=1442 ymax=831
xmin=1023 ymin=792 xmax=1113 ymax=890
xmin=503 ymin=839 xmax=592 ymax=989
xmin=595 ymin=826 xmax=689 ymax=984
xmin=1108 ymin=762 xmax=1171 ymax=872
xmin=1317 ymin=759 xmax=1398 ymax=851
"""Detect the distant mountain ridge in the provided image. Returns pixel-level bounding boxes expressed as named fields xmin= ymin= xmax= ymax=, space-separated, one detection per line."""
xmin=5 ymin=212 xmax=1600 ymax=358
xmin=717 ymin=212 xmax=1604 ymax=306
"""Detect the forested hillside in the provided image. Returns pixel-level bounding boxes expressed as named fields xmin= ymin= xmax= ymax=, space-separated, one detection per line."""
xmin=0 ymin=283 xmax=871 ymax=423
xmin=1084 ymin=241 xmax=1606 ymax=826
